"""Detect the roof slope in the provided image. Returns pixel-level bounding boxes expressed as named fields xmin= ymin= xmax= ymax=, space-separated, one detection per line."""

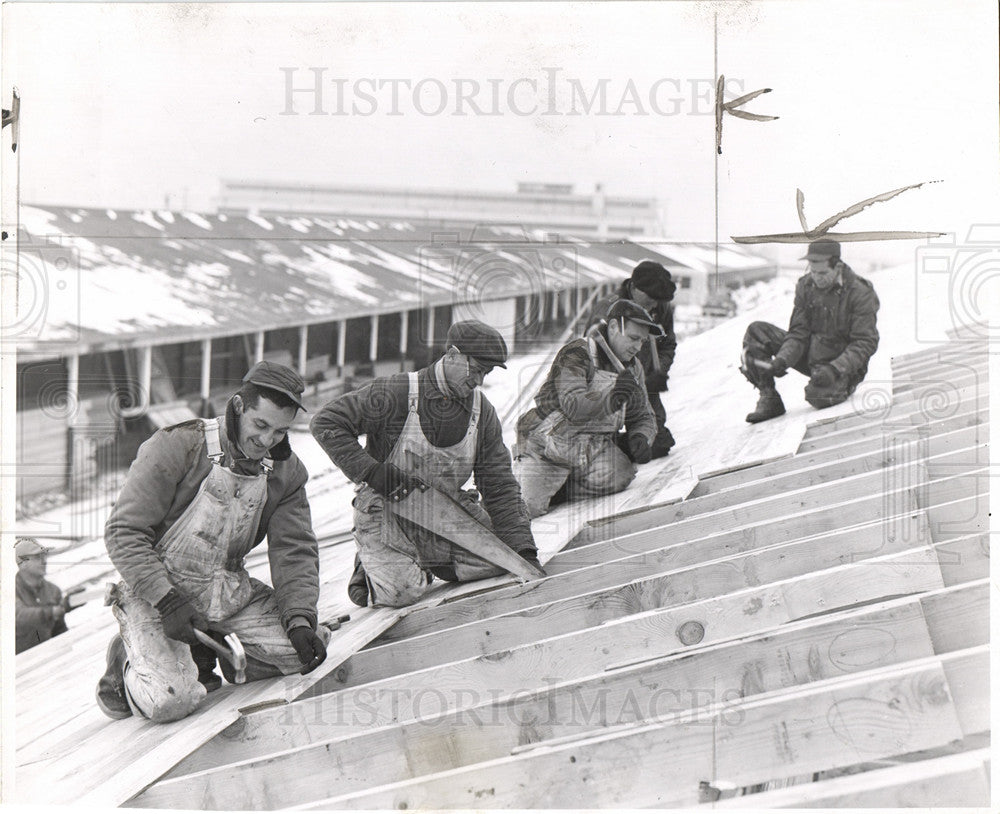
xmin=15 ymin=205 xmax=771 ymax=353
xmin=14 ymin=275 xmax=989 ymax=808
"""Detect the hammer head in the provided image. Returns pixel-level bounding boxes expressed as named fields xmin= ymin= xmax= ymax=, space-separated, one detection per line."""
xmin=223 ymin=633 xmax=247 ymax=684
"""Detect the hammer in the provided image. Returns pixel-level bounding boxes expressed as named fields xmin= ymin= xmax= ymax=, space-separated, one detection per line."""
xmin=193 ymin=629 xmax=247 ymax=684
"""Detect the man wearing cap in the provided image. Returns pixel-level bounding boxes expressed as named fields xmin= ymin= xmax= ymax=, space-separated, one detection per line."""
xmin=587 ymin=260 xmax=678 ymax=458
xmin=514 ymin=300 xmax=659 ymax=518
xmin=311 ymin=320 xmax=540 ymax=609
xmin=96 ymin=360 xmax=330 ymax=723
xmin=14 ymin=537 xmax=85 ymax=653
xmin=740 ymin=240 xmax=880 ymax=422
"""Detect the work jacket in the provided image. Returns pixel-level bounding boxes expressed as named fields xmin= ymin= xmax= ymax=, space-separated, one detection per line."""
xmin=15 ymin=572 xmax=68 ymax=653
xmin=104 ymin=406 xmax=321 ymax=631
xmin=775 ymin=263 xmax=880 ymax=382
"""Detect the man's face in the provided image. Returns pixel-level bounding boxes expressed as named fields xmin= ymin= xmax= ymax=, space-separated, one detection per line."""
xmin=607 ymin=318 xmax=648 ymax=362
xmin=442 ymin=348 xmax=493 ymax=398
xmin=18 ymin=552 xmax=47 ymax=580
xmin=808 ymin=259 xmax=840 ymax=290
xmin=234 ymin=396 xmax=297 ymax=460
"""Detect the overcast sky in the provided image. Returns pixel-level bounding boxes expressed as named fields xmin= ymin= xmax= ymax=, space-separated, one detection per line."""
xmin=3 ymin=0 xmax=998 ymax=259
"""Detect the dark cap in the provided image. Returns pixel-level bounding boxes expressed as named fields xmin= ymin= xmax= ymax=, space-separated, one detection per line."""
xmin=631 ymin=260 xmax=677 ymax=301
xmin=607 ymin=299 xmax=663 ymax=335
xmin=14 ymin=537 xmax=49 ymax=561
xmin=243 ymin=360 xmax=307 ymax=411
xmin=446 ymin=320 xmax=508 ymax=369
xmin=800 ymin=239 xmax=841 ymax=262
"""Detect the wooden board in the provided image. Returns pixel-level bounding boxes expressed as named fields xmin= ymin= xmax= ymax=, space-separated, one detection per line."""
xmin=388 ymin=483 xmax=545 ymax=581
xmin=306 ymin=545 xmax=945 ymax=710
xmin=694 ymin=414 xmax=985 ymax=497
xmin=571 ymin=464 xmax=984 ymax=552
xmin=337 ymin=516 xmax=943 ymax=680
xmin=297 ymin=649 xmax=987 ymax=810
xmin=712 ymin=747 xmax=991 ymax=808
xmin=385 ymin=487 xmax=984 ymax=645
xmin=139 ymin=581 xmax=988 ymax=795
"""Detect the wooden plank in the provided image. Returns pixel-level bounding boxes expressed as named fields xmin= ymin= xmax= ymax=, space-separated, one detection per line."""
xmin=389 ymin=484 xmax=545 ymax=581
xmin=892 ymin=350 xmax=989 ymax=376
xmin=328 ymin=516 xmax=938 ymax=681
xmin=14 ymin=605 xmax=400 ymax=805
xmin=148 ymin=580 xmax=988 ymax=789
xmin=572 ymin=463 xmax=983 ymax=549
xmin=309 ymin=545 xmax=945 ymax=711
xmin=800 ymin=387 xmax=985 ymax=445
xmin=711 ymin=747 xmax=991 ymax=808
xmin=386 ymin=489 xmax=982 ymax=644
xmin=296 ymin=649 xmax=987 ymax=810
xmin=693 ymin=414 xmax=985 ymax=497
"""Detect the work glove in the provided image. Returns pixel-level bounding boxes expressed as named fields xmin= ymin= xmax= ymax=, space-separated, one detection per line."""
xmin=610 ymin=370 xmax=640 ymax=410
xmin=809 ymin=364 xmax=839 ymax=389
xmin=628 ymin=434 xmax=653 ymax=464
xmin=769 ymin=356 xmax=789 ymax=377
xmin=366 ymin=461 xmax=427 ymax=501
xmin=61 ymin=586 xmax=85 ymax=613
xmin=288 ymin=626 xmax=328 ymax=674
xmin=155 ymin=588 xmax=209 ymax=644
xmin=645 ymin=371 xmax=668 ymax=392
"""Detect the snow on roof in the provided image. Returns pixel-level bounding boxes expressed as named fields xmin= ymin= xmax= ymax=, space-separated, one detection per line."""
xmin=14 ymin=206 xmax=770 ymax=355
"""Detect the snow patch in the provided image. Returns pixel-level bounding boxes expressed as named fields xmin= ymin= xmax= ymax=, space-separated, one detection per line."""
xmin=132 ymin=211 xmax=165 ymax=231
xmin=182 ymin=212 xmax=213 ymax=230
xmin=249 ymin=214 xmax=274 ymax=231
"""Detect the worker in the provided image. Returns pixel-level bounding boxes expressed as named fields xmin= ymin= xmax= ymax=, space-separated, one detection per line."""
xmin=741 ymin=239 xmax=880 ymax=422
xmin=96 ymin=361 xmax=330 ymax=723
xmin=514 ymin=299 xmax=659 ymax=518
xmin=310 ymin=320 xmax=541 ymax=609
xmin=587 ymin=260 xmax=678 ymax=457
xmin=14 ymin=537 xmax=84 ymax=653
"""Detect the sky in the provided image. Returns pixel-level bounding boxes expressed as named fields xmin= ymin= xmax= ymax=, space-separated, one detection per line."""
xmin=2 ymin=0 xmax=998 ymax=266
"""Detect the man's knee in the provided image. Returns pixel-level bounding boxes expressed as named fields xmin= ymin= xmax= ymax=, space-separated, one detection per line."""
xmin=578 ymin=447 xmax=636 ymax=495
xmin=124 ymin=662 xmax=206 ymax=723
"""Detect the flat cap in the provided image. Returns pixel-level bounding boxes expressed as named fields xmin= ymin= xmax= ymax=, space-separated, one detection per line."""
xmin=800 ymin=239 xmax=841 ymax=262
xmin=607 ymin=299 xmax=663 ymax=335
xmin=14 ymin=537 xmax=49 ymax=561
xmin=243 ymin=360 xmax=307 ymax=411
xmin=446 ymin=320 xmax=508 ymax=369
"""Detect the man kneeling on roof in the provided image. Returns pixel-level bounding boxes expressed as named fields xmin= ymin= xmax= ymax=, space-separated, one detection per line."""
xmin=310 ymin=320 xmax=541 ymax=609
xmin=740 ymin=239 xmax=880 ymax=423
xmin=97 ymin=361 xmax=330 ymax=723
xmin=513 ymin=299 xmax=659 ymax=519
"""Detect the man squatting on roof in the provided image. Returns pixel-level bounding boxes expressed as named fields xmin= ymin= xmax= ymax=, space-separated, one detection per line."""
xmin=513 ymin=299 xmax=661 ymax=519
xmin=97 ymin=361 xmax=330 ymax=723
xmin=310 ymin=320 xmax=542 ymax=609
xmin=740 ymin=239 xmax=880 ymax=423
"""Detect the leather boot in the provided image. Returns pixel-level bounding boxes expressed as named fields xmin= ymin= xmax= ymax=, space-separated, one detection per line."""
xmin=746 ymin=387 xmax=786 ymax=423
xmin=95 ymin=634 xmax=132 ymax=719
xmin=190 ymin=640 xmax=223 ymax=692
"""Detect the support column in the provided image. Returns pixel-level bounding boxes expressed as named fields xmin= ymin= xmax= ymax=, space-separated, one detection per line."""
xmin=298 ymin=325 xmax=308 ymax=376
xmin=399 ymin=310 xmax=409 ymax=356
xmin=66 ymin=353 xmax=79 ymax=427
xmin=336 ymin=320 xmax=347 ymax=371
xmin=370 ymin=314 xmax=379 ymax=362
xmin=200 ymin=338 xmax=212 ymax=406
xmin=254 ymin=332 xmax=264 ymax=364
